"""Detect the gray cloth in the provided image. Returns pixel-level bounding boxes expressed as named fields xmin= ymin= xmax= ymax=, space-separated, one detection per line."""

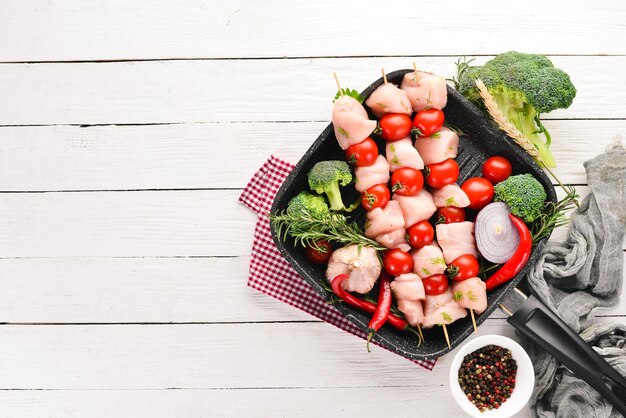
xmin=524 ymin=142 xmax=626 ymax=418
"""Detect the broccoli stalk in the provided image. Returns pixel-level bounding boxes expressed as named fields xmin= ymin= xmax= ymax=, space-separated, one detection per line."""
xmin=457 ymin=52 xmax=576 ymax=168
xmin=307 ymin=160 xmax=360 ymax=212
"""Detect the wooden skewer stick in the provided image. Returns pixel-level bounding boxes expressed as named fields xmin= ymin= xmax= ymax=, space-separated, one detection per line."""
xmin=442 ymin=324 xmax=451 ymax=349
xmin=333 ymin=72 xmax=343 ymax=94
xmin=381 ymin=68 xmax=388 ymax=84
xmin=413 ymin=61 xmax=419 ymax=83
xmin=417 ymin=324 xmax=424 ymax=342
xmin=470 ymin=309 xmax=478 ymax=335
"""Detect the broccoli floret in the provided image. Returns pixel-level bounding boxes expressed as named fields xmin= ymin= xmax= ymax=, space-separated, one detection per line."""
xmin=494 ymin=174 xmax=547 ymax=223
xmin=287 ymin=191 xmax=330 ymax=220
xmin=307 ymin=160 xmax=358 ymax=212
xmin=457 ymin=52 xmax=576 ymax=168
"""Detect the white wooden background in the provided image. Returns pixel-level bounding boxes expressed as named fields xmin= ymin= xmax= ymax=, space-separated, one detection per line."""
xmin=0 ymin=1 xmax=624 ymax=417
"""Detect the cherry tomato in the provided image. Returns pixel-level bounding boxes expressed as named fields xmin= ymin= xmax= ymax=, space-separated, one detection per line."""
xmin=423 ymin=274 xmax=449 ymax=295
xmin=383 ymin=249 xmax=414 ymax=276
xmin=412 ymin=108 xmax=445 ymax=137
xmin=305 ymin=240 xmax=333 ymax=264
xmin=447 ymin=254 xmax=480 ymax=281
xmin=379 ymin=113 xmax=412 ymax=141
xmin=482 ymin=156 xmax=513 ymax=184
xmin=391 ymin=167 xmax=424 ymax=196
xmin=407 ymin=220 xmax=434 ymax=249
xmin=461 ymin=177 xmax=495 ymax=210
xmin=361 ymin=184 xmax=390 ymax=211
xmin=425 ymin=158 xmax=459 ymax=189
xmin=438 ymin=206 xmax=466 ymax=223
xmin=345 ymin=137 xmax=378 ymax=167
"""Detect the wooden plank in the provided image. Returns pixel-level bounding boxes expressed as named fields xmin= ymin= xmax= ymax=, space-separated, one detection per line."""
xmin=0 ymin=187 xmax=622 ymax=258
xmin=0 ymin=190 xmax=254 ymax=257
xmin=0 ymin=256 xmax=309 ymax=323
xmin=0 ymin=254 xmax=623 ymax=324
xmin=0 ymin=387 xmax=531 ymax=418
xmin=0 ymin=319 xmax=520 ymax=389
xmin=0 ymin=56 xmax=623 ymax=125
xmin=0 ymin=120 xmax=622 ymax=191
xmin=0 ymin=0 xmax=623 ymax=61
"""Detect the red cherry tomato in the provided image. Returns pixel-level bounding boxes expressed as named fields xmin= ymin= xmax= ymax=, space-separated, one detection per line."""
xmin=379 ymin=113 xmax=412 ymax=141
xmin=391 ymin=167 xmax=424 ymax=196
xmin=345 ymin=137 xmax=378 ymax=167
xmin=482 ymin=156 xmax=513 ymax=184
xmin=423 ymin=274 xmax=449 ymax=295
xmin=425 ymin=158 xmax=460 ymax=189
xmin=461 ymin=177 xmax=495 ymax=210
xmin=361 ymin=184 xmax=390 ymax=211
xmin=383 ymin=249 xmax=414 ymax=276
xmin=412 ymin=108 xmax=445 ymax=137
xmin=407 ymin=220 xmax=434 ymax=249
xmin=305 ymin=240 xmax=333 ymax=264
xmin=438 ymin=206 xmax=466 ymax=223
xmin=447 ymin=254 xmax=480 ymax=281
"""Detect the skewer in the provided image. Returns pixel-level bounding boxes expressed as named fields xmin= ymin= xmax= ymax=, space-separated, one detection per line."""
xmin=333 ymin=72 xmax=343 ymax=94
xmin=381 ymin=68 xmax=388 ymax=84
xmin=442 ymin=324 xmax=451 ymax=349
xmin=470 ymin=309 xmax=478 ymax=335
xmin=417 ymin=324 xmax=424 ymax=342
xmin=413 ymin=61 xmax=421 ymax=84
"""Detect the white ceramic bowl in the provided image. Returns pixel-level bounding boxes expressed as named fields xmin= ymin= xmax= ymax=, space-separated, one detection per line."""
xmin=449 ymin=335 xmax=534 ymax=418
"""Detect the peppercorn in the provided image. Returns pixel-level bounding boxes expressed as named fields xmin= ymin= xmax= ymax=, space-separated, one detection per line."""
xmin=457 ymin=345 xmax=518 ymax=413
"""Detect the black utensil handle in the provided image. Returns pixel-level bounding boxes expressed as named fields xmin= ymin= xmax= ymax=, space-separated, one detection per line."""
xmin=507 ymin=295 xmax=626 ymax=416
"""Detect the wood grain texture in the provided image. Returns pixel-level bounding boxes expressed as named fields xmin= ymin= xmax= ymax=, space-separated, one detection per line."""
xmin=0 ymin=120 xmax=622 ymax=191
xmin=0 ymin=388 xmax=530 ymax=418
xmin=0 ymin=319 xmax=519 ymax=390
xmin=1 ymin=187 xmax=621 ymax=259
xmin=0 ymin=254 xmax=623 ymax=324
xmin=0 ymin=56 xmax=623 ymax=126
xmin=0 ymin=0 xmax=624 ymax=61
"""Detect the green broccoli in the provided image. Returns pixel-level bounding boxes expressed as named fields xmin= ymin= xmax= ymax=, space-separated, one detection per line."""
xmin=307 ymin=160 xmax=359 ymax=212
xmin=494 ymin=174 xmax=547 ymax=222
xmin=457 ymin=52 xmax=576 ymax=168
xmin=286 ymin=191 xmax=330 ymax=220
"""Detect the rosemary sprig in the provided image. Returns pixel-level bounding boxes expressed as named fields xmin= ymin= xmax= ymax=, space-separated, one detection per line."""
xmin=449 ymin=56 xmax=475 ymax=90
xmin=270 ymin=210 xmax=385 ymax=251
xmin=530 ymin=185 xmax=579 ymax=244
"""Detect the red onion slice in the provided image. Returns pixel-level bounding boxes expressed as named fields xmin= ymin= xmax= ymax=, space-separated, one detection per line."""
xmin=475 ymin=202 xmax=520 ymax=263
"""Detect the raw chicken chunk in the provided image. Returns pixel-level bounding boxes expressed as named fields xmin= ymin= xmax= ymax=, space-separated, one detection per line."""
xmin=451 ymin=277 xmax=488 ymax=314
xmin=365 ymin=83 xmax=412 ymax=118
xmin=390 ymin=273 xmax=425 ymax=301
xmin=391 ymin=273 xmax=425 ymax=327
xmin=332 ymin=95 xmax=377 ymax=150
xmin=386 ymin=137 xmax=425 ymax=171
xmin=364 ymin=200 xmax=405 ymax=238
xmin=392 ymin=190 xmax=437 ymax=228
xmin=397 ymin=299 xmax=425 ymax=327
xmin=414 ymin=127 xmax=459 ymax=165
xmin=375 ymin=227 xmax=411 ymax=252
xmin=400 ymin=71 xmax=448 ymax=112
xmin=412 ymin=243 xmax=447 ymax=278
xmin=325 ymin=245 xmax=381 ymax=294
xmin=432 ymin=184 xmax=471 ymax=208
xmin=422 ymin=289 xmax=467 ymax=328
xmin=422 ymin=300 xmax=467 ymax=328
xmin=436 ymin=222 xmax=478 ymax=264
xmin=354 ymin=155 xmax=390 ymax=192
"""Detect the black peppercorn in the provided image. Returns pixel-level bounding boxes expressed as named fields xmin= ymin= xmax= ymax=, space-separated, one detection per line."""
xmin=457 ymin=345 xmax=518 ymax=413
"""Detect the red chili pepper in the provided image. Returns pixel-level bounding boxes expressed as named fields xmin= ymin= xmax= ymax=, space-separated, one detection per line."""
xmin=366 ymin=272 xmax=392 ymax=351
xmin=485 ymin=214 xmax=532 ymax=291
xmin=330 ymin=274 xmax=406 ymax=330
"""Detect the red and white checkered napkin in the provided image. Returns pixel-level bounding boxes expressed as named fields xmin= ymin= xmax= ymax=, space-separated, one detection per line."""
xmin=239 ymin=155 xmax=436 ymax=371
